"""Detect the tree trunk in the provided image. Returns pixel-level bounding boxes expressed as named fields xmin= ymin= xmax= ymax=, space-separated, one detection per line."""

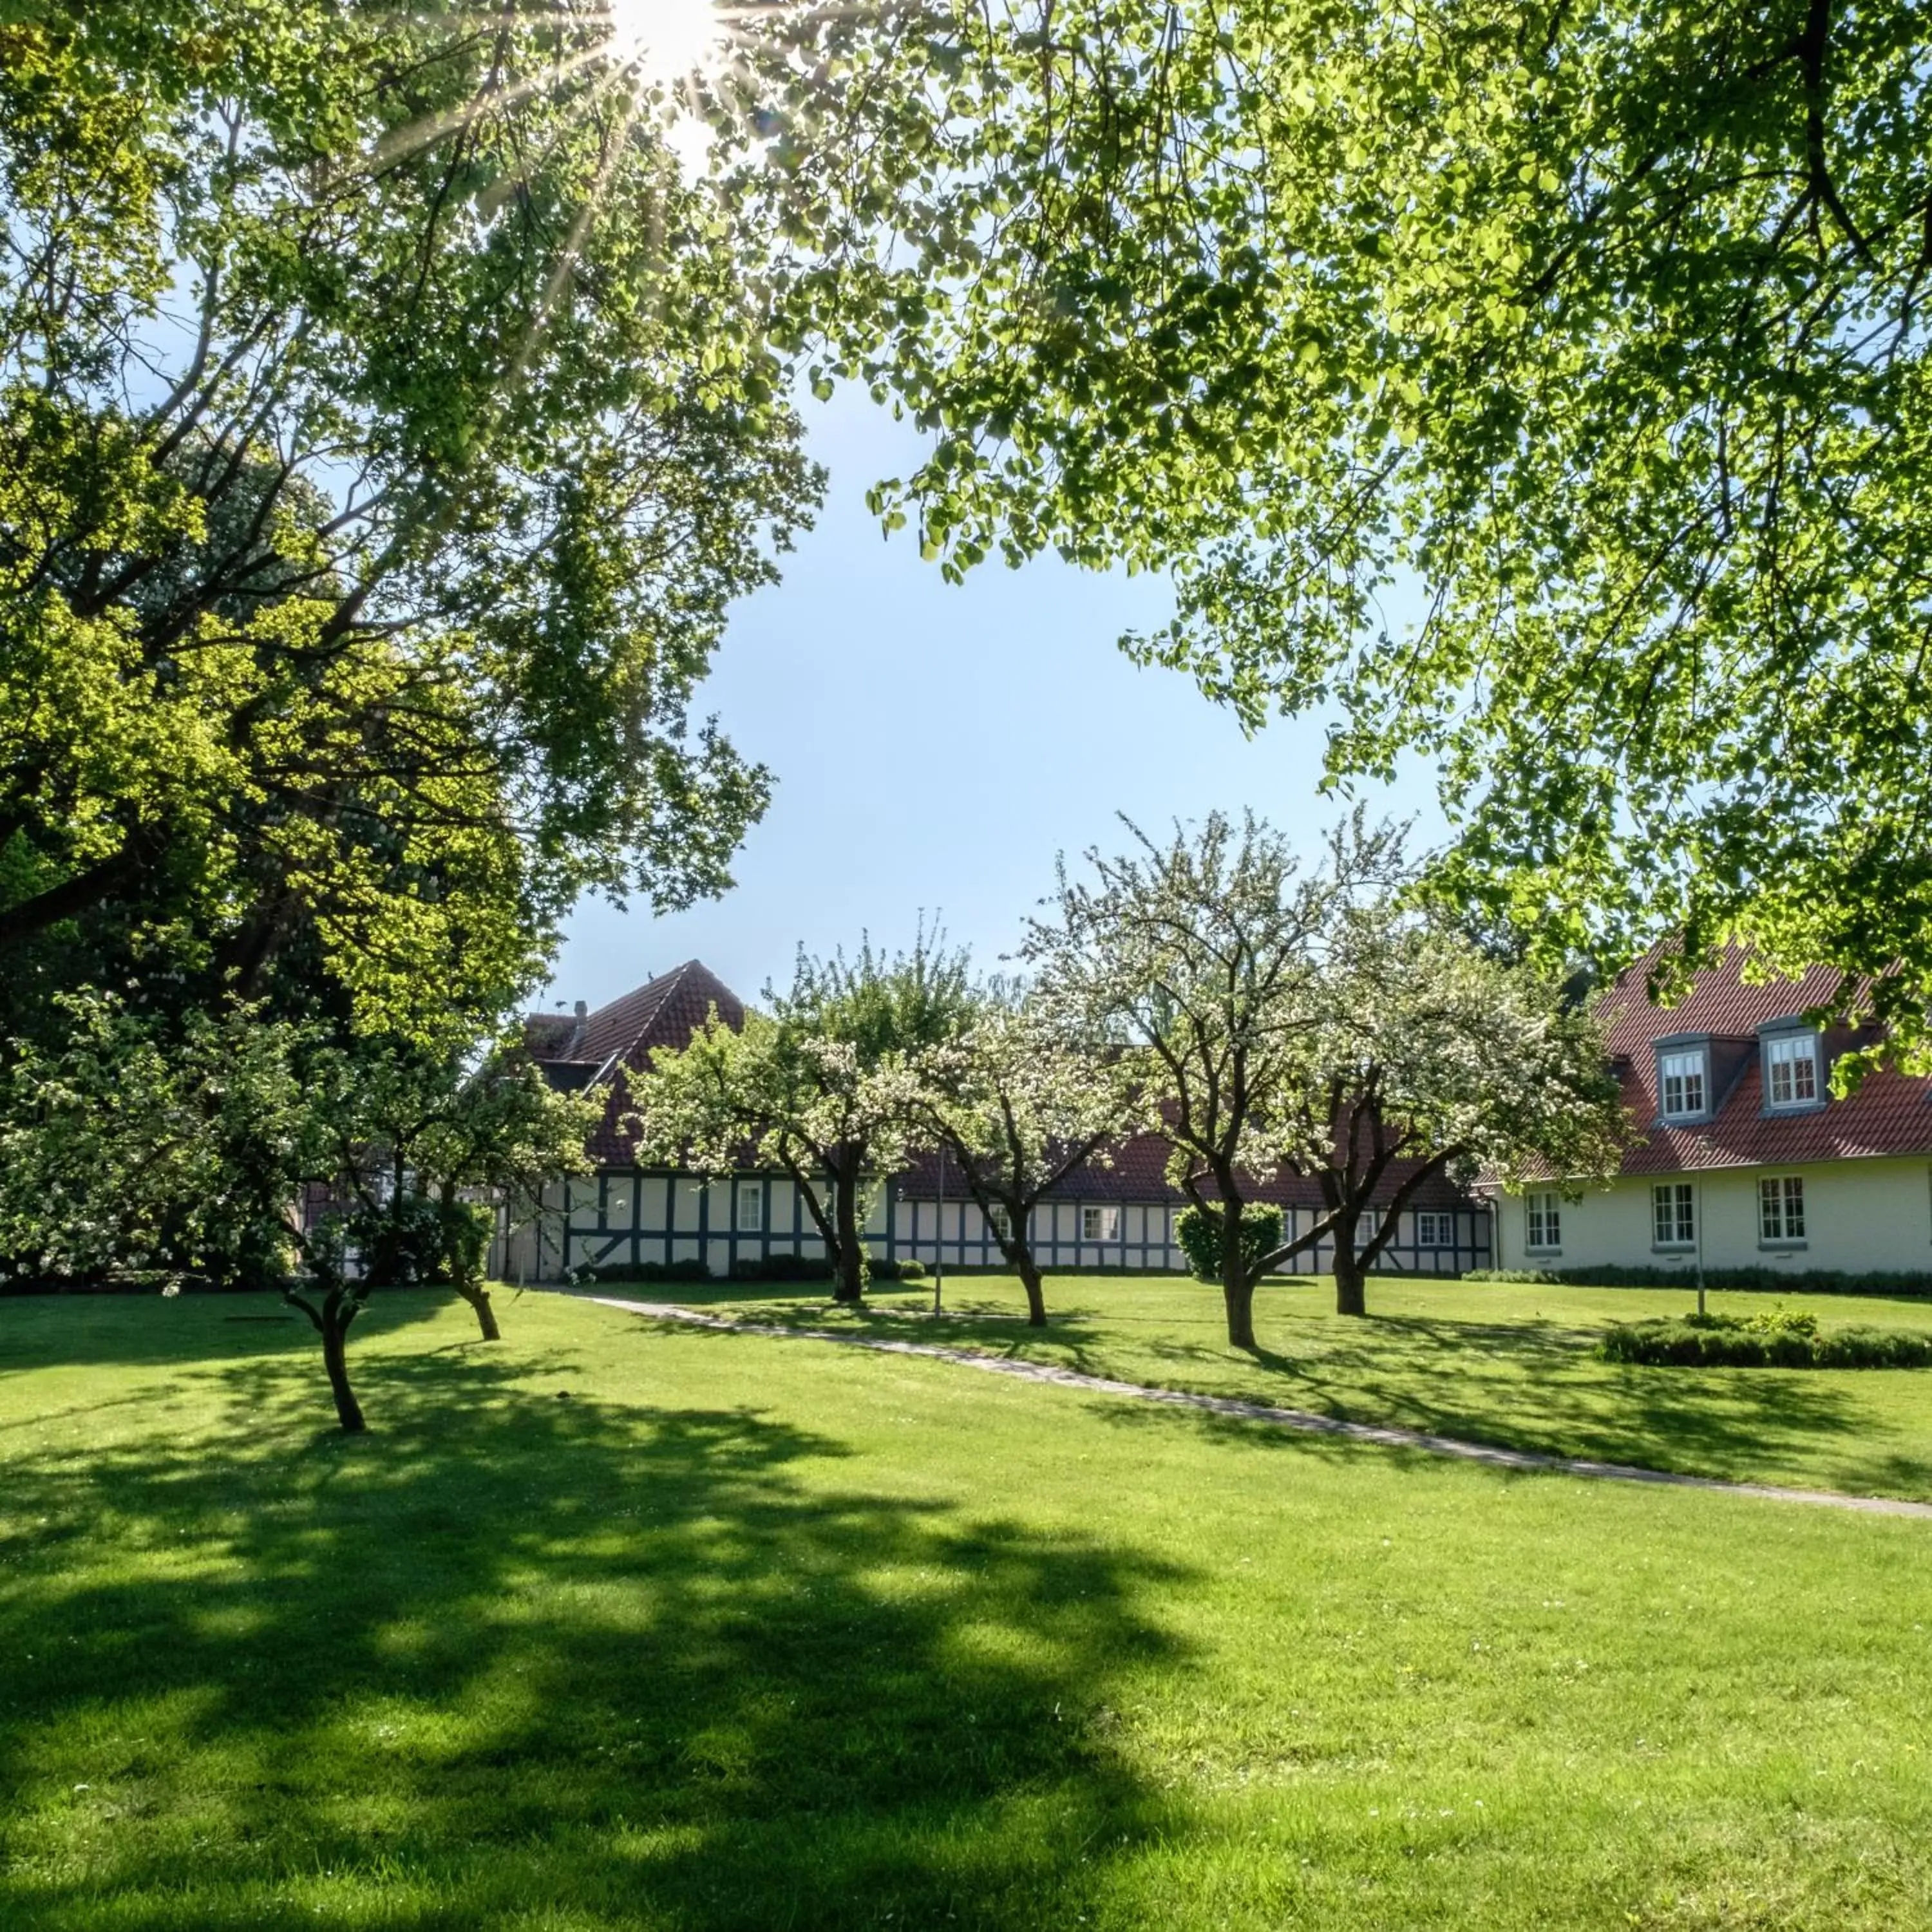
xmin=832 ymin=1162 xmax=865 ymax=1303
xmin=1332 ymin=1220 xmax=1367 ymax=1318
xmin=1012 ymin=1245 xmax=1048 ymax=1327
xmin=455 ymin=1278 xmax=501 ymax=1341
xmin=320 ymin=1290 xmax=367 ymax=1432
xmin=1221 ymin=1204 xmax=1256 ymax=1349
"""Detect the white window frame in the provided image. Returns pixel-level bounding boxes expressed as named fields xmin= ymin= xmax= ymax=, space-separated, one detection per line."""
xmin=1764 ymin=1033 xmax=1820 ymax=1110
xmin=734 ymin=1184 xmax=763 ymax=1234
xmin=1660 ymin=1050 xmax=1708 ymax=1121
xmin=1653 ymin=1182 xmax=1696 ymax=1249
xmin=1524 ymin=1192 xmax=1561 ymax=1253
xmin=1759 ymin=1175 xmax=1806 ymax=1244
xmin=1416 ymin=1210 xmax=1452 ymax=1247
xmin=984 ymin=1202 xmax=1012 ymax=1241
xmin=1081 ymin=1204 xmax=1120 ymax=1243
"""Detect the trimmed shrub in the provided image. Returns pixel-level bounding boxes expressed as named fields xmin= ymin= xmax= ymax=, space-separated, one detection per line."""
xmin=1551 ymin=1262 xmax=1932 ymax=1297
xmin=1463 ymin=1267 xmax=1565 ymax=1285
xmin=888 ymin=1260 xmax=926 ymax=1283
xmin=1598 ymin=1309 xmax=1932 ymax=1368
xmin=728 ymin=1251 xmax=835 ymax=1283
xmin=1176 ymin=1204 xmax=1285 ymax=1283
xmin=590 ymin=1257 xmax=714 ymax=1285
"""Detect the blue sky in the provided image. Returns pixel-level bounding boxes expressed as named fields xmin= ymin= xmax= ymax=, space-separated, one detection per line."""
xmin=550 ymin=393 xmax=1443 ymax=1014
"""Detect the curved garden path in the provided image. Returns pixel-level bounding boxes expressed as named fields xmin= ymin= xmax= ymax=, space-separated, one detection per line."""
xmin=580 ymin=1293 xmax=1932 ymax=1521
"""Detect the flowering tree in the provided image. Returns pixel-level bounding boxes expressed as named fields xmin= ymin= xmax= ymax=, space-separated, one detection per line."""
xmin=0 ymin=991 xmax=318 ymax=1291
xmin=908 ymin=981 xmax=1149 ymax=1327
xmin=1023 ymin=811 xmax=1400 ymax=1347
xmin=629 ymin=937 xmax=968 ymax=1303
xmin=326 ymin=1036 xmax=601 ymax=1341
xmin=1278 ymin=904 xmax=1629 ymax=1316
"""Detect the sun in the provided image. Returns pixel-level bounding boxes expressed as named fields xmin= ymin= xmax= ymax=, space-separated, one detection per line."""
xmin=601 ymin=0 xmax=728 ymax=88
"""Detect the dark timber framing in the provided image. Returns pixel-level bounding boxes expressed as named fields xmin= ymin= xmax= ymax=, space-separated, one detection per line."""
xmin=513 ymin=1171 xmax=1494 ymax=1282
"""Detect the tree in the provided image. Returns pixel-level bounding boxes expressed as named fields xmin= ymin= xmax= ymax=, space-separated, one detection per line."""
xmin=1 ymin=1 xmax=816 ymax=1051
xmin=907 ymin=980 xmax=1148 ymax=1327
xmin=325 ymin=1035 xmax=601 ymax=1342
xmin=629 ymin=937 xmax=969 ymax=1302
xmin=1022 ymin=812 xmax=1401 ymax=1348
xmin=0 ymin=990 xmax=317 ymax=1292
xmin=745 ymin=0 xmax=1932 ymax=1056
xmin=1276 ymin=901 xmax=1629 ymax=1317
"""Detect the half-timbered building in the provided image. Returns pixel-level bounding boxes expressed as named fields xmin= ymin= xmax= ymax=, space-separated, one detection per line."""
xmin=498 ymin=960 xmax=1493 ymax=1282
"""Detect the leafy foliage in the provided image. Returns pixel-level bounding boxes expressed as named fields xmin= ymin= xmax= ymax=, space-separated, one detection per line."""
xmin=0 ymin=0 xmax=817 ymax=1048
xmin=0 ymin=990 xmax=317 ymax=1286
xmin=746 ymin=0 xmax=1932 ymax=1050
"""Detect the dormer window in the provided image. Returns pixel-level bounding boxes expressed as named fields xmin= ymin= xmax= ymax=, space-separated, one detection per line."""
xmin=1765 ymin=1032 xmax=1820 ymax=1110
xmin=1660 ymin=1048 xmax=1707 ymax=1121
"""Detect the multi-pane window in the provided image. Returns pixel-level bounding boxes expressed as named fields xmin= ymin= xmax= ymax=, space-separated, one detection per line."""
xmin=1765 ymin=1034 xmax=1820 ymax=1108
xmin=734 ymin=1184 xmax=763 ymax=1233
xmin=1759 ymin=1176 xmax=1806 ymax=1242
xmin=1416 ymin=1211 xmax=1452 ymax=1247
xmin=1653 ymin=1182 xmax=1696 ymax=1247
xmin=985 ymin=1202 xmax=1012 ymax=1240
xmin=1660 ymin=1050 xmax=1707 ymax=1119
xmin=1081 ymin=1204 xmax=1120 ymax=1242
xmin=1524 ymin=1192 xmax=1561 ymax=1251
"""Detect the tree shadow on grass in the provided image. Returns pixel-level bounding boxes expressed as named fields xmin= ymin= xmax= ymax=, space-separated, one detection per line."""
xmin=0 ymin=1286 xmax=451 ymax=1374
xmin=0 ymin=1344 xmax=1193 ymax=1932
xmin=1126 ymin=1315 xmax=1906 ymax=1495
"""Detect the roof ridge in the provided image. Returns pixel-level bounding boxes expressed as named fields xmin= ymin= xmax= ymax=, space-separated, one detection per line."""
xmin=589 ymin=960 xmax=693 ymax=1086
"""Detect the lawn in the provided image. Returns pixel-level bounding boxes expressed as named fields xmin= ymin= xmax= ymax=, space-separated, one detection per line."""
xmin=654 ymin=1271 xmax=1932 ymax=1504
xmin=1 ymin=1287 xmax=1930 ymax=1930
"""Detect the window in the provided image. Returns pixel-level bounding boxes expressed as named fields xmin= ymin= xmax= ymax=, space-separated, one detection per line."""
xmin=1653 ymin=1182 xmax=1696 ymax=1247
xmin=734 ymin=1185 xmax=763 ymax=1233
xmin=1524 ymin=1192 xmax=1561 ymax=1251
xmin=1759 ymin=1176 xmax=1806 ymax=1243
xmin=1660 ymin=1050 xmax=1707 ymax=1120
xmin=1416 ymin=1211 xmax=1452 ymax=1247
xmin=985 ymin=1202 xmax=1011 ymax=1240
xmin=1081 ymin=1204 xmax=1120 ymax=1243
xmin=1765 ymin=1033 xmax=1819 ymax=1109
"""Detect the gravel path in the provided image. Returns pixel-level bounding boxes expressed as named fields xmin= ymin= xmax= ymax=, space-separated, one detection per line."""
xmin=579 ymin=1293 xmax=1932 ymax=1521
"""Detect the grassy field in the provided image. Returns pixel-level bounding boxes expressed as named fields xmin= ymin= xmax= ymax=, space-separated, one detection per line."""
xmin=3 ymin=1286 xmax=1931 ymax=1930
xmin=654 ymin=1271 xmax=1932 ymax=1504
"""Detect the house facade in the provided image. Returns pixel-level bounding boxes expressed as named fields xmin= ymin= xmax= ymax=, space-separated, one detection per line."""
xmin=1489 ymin=947 xmax=1932 ymax=1275
xmin=498 ymin=960 xmax=1494 ymax=1283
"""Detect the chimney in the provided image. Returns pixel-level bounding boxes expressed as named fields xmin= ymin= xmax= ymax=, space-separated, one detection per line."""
xmin=569 ymin=998 xmax=589 ymax=1055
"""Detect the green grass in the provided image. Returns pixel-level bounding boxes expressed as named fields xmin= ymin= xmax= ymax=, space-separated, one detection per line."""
xmin=2 ymin=1287 xmax=1931 ymax=1929
xmin=649 ymin=1271 xmax=1932 ymax=1504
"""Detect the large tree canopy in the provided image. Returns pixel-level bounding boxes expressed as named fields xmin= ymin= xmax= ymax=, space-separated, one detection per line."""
xmin=1 ymin=0 xmax=815 ymax=1041
xmin=741 ymin=0 xmax=1932 ymax=1046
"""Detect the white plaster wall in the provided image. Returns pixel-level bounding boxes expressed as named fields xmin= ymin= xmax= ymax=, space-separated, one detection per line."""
xmin=1494 ymin=1157 xmax=1932 ymax=1273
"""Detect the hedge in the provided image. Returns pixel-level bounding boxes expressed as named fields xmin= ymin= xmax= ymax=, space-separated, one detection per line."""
xmin=1598 ymin=1309 xmax=1932 ymax=1368
xmin=1466 ymin=1264 xmax=1932 ymax=1297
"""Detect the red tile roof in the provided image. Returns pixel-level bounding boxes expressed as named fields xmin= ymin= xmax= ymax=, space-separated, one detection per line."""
xmin=897 ymin=1131 xmax=1475 ymax=1210
xmin=526 ymin=961 xmax=744 ymax=1166
xmin=1595 ymin=943 xmax=1932 ymax=1174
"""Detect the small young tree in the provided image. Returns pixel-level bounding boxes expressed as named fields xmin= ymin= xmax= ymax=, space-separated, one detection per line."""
xmin=630 ymin=936 xmax=969 ymax=1303
xmin=330 ymin=1037 xmax=601 ymax=1341
xmin=1274 ymin=905 xmax=1629 ymax=1316
xmin=1024 ymin=811 xmax=1399 ymax=1349
xmin=908 ymin=982 xmax=1148 ymax=1326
